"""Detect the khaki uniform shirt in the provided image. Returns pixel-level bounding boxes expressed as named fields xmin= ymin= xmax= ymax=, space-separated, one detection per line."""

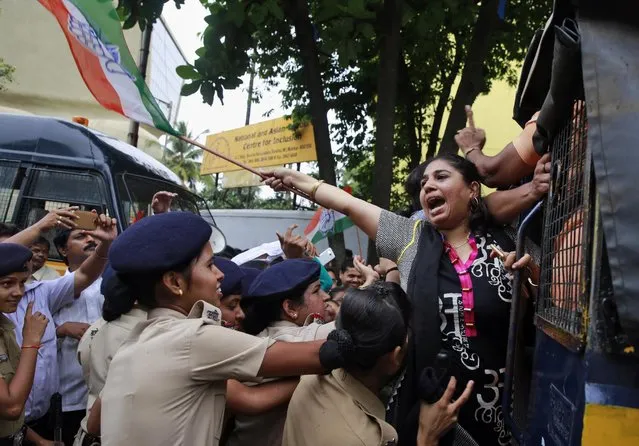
xmin=101 ymin=301 xmax=273 ymax=446
xmin=76 ymin=306 xmax=147 ymax=433
xmin=225 ymin=320 xmax=335 ymax=446
xmin=0 ymin=314 xmax=23 ymax=437
xmin=283 ymin=369 xmax=398 ymax=446
xmin=27 ymin=265 xmax=61 ymax=284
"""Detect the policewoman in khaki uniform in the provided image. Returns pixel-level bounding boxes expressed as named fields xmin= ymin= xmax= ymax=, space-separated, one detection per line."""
xmin=74 ymin=266 xmax=148 ymax=446
xmin=0 ymin=244 xmax=49 ymax=446
xmin=225 ymin=258 xmax=335 ymax=446
xmin=213 ymin=258 xmax=247 ymax=331
xmin=97 ymin=212 xmax=332 ymax=446
xmin=283 ymin=282 xmax=410 ymax=446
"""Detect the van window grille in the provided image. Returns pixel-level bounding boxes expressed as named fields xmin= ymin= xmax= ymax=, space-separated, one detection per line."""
xmin=0 ymin=161 xmax=21 ymax=223
xmin=15 ymin=169 xmax=107 ymax=262
xmin=536 ymin=102 xmax=591 ymax=342
xmin=25 ymin=169 xmax=103 ymax=204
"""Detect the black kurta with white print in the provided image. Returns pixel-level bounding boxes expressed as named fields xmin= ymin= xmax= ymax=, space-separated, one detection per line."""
xmin=376 ymin=210 xmax=524 ymax=446
xmin=437 ymin=232 xmax=513 ymax=445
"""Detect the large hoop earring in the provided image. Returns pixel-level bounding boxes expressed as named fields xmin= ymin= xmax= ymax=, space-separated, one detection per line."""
xmin=470 ymin=196 xmax=480 ymax=212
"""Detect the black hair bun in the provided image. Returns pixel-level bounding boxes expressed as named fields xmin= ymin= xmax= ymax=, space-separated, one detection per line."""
xmin=319 ymin=329 xmax=356 ymax=371
xmin=102 ymin=273 xmax=136 ymax=322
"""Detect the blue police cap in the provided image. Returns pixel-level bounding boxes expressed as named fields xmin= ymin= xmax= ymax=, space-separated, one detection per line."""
xmin=109 ymin=212 xmax=212 ymax=274
xmin=240 ymin=267 xmax=261 ymax=297
xmin=245 ymin=259 xmax=321 ymax=302
xmin=215 ymin=257 xmax=245 ymax=297
xmin=0 ymin=243 xmax=33 ymax=277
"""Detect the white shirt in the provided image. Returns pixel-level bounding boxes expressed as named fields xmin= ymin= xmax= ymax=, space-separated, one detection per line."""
xmin=4 ymin=274 xmax=76 ymax=421
xmin=53 ymin=271 xmax=103 ymax=412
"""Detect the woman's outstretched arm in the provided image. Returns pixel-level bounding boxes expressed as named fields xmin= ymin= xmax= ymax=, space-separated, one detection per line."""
xmin=262 ymin=168 xmax=382 ymax=241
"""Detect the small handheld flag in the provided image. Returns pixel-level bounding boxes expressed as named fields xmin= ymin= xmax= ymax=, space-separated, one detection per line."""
xmin=304 ymin=208 xmax=354 ymax=244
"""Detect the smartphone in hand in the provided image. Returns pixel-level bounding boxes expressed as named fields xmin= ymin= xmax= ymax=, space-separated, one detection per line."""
xmin=317 ymin=248 xmax=336 ymax=266
xmin=73 ymin=210 xmax=98 ymax=231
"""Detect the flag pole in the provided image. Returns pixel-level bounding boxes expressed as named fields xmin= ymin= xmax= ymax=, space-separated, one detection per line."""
xmin=128 ymin=24 xmax=153 ymax=147
xmin=180 ymin=134 xmax=314 ymax=202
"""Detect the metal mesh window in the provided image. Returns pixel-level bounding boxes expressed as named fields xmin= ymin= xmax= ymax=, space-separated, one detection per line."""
xmin=117 ymin=174 xmax=199 ymax=226
xmin=14 ymin=169 xmax=107 ymax=262
xmin=26 ymin=169 xmax=103 ymax=204
xmin=0 ymin=161 xmax=22 ymax=223
xmin=537 ymin=102 xmax=591 ymax=344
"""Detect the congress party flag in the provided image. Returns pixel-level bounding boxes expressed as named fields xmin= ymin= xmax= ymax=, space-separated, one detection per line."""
xmin=38 ymin=0 xmax=178 ymax=135
xmin=304 ymin=208 xmax=354 ymax=244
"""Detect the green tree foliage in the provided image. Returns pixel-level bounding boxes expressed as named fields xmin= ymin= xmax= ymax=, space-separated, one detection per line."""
xmin=116 ymin=0 xmax=186 ymax=29
xmin=163 ymin=121 xmax=201 ymax=190
xmin=201 ymin=185 xmax=296 ymax=211
xmin=123 ymin=0 xmax=550 ymax=212
xmin=0 ymin=58 xmax=13 ymax=92
xmin=0 ymin=6 xmax=15 ymax=91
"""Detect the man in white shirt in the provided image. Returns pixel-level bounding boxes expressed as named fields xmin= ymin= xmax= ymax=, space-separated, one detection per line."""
xmin=28 ymin=236 xmax=61 ymax=284
xmin=52 ymin=228 xmax=106 ymax=445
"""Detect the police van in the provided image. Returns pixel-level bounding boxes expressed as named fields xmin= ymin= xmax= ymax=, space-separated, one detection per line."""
xmin=0 ymin=113 xmax=225 ymax=272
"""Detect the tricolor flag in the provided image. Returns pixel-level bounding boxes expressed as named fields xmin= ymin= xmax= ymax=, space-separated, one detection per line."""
xmin=38 ymin=0 xmax=177 ymax=135
xmin=304 ymin=208 xmax=354 ymax=244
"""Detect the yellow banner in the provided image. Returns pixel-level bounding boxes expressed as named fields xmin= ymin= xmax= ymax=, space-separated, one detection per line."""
xmin=200 ymin=117 xmax=316 ymax=175
xmin=222 ymin=170 xmax=264 ymax=189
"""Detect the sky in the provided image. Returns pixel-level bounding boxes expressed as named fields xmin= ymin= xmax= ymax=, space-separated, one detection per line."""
xmin=162 ymin=2 xmax=286 ymax=142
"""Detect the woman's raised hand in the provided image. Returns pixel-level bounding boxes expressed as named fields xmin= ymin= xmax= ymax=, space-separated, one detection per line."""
xmin=261 ymin=168 xmax=311 ymax=192
xmin=353 ymin=255 xmax=380 ymax=288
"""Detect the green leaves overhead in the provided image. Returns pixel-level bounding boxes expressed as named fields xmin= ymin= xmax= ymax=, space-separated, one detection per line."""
xmin=124 ymin=0 xmax=551 ymax=209
xmin=341 ymin=0 xmax=377 ymax=20
xmin=265 ymin=0 xmax=285 ymax=21
xmin=180 ymin=80 xmax=201 ymax=97
xmin=175 ymin=65 xmax=201 ymax=80
xmin=116 ymin=0 xmax=185 ymax=29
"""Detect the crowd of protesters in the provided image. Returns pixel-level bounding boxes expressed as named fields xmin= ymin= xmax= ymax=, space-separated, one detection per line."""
xmin=0 ymin=104 xmax=563 ymax=446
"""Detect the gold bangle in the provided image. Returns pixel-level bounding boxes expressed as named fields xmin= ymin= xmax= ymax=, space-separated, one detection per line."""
xmin=310 ymin=180 xmax=325 ymax=201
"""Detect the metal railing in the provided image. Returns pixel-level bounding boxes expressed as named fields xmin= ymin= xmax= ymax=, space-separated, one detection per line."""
xmin=536 ymin=102 xmax=592 ymax=350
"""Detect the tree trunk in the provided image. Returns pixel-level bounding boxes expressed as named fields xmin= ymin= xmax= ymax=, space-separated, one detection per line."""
xmin=399 ymin=57 xmax=421 ymax=169
xmin=426 ymin=34 xmax=465 ymax=159
xmin=368 ymin=0 xmax=403 ymax=265
xmin=287 ymin=0 xmax=346 ymax=264
xmin=439 ymin=0 xmax=500 ymax=155
xmin=405 ymin=102 xmax=420 ymax=169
